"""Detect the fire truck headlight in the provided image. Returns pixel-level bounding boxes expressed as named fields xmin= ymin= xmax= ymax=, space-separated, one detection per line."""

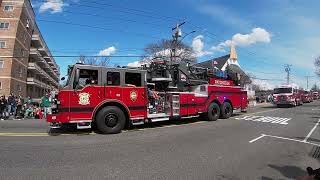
xmin=52 ymin=116 xmax=56 ymax=120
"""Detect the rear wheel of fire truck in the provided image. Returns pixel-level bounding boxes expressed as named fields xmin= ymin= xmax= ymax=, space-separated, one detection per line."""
xmin=204 ymin=102 xmax=220 ymax=121
xmin=96 ymin=106 xmax=126 ymax=134
xmin=220 ymin=102 xmax=233 ymax=119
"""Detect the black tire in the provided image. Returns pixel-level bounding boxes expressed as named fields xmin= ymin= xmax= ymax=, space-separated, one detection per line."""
xmin=204 ymin=102 xmax=220 ymax=121
xmin=220 ymin=102 xmax=233 ymax=119
xmin=96 ymin=106 xmax=126 ymax=134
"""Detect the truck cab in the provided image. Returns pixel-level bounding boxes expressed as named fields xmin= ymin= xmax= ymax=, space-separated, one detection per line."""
xmin=273 ymin=84 xmax=302 ymax=107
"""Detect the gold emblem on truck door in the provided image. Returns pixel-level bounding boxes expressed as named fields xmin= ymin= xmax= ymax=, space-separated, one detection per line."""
xmin=78 ymin=93 xmax=90 ymax=105
xmin=130 ymin=91 xmax=138 ymax=102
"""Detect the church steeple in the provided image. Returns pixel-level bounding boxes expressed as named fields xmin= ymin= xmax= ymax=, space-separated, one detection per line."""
xmin=230 ymin=44 xmax=238 ymax=61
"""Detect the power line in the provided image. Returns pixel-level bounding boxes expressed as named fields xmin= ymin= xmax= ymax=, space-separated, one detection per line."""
xmin=0 ymin=55 xmax=161 ymax=58
xmin=37 ymin=19 xmax=163 ymax=39
xmin=250 ymin=77 xmax=284 ymax=81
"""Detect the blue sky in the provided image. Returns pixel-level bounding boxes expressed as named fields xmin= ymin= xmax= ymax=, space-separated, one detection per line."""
xmin=33 ymin=0 xmax=320 ymax=89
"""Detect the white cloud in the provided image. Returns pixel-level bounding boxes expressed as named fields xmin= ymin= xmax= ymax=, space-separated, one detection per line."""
xmin=127 ymin=61 xmax=144 ymax=67
xmin=211 ymin=27 xmax=271 ymax=52
xmin=98 ymin=46 xmax=117 ymax=56
xmin=39 ymin=0 xmax=67 ymax=13
xmin=232 ymin=28 xmax=271 ymax=46
xmin=192 ymin=35 xmax=213 ymax=57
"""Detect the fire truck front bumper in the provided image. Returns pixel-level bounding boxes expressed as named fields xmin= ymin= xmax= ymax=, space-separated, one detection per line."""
xmin=47 ymin=114 xmax=59 ymax=123
xmin=274 ymin=100 xmax=295 ymax=105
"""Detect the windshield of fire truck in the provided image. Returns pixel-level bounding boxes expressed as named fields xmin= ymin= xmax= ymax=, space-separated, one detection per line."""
xmin=65 ymin=66 xmax=73 ymax=87
xmin=274 ymin=88 xmax=293 ymax=94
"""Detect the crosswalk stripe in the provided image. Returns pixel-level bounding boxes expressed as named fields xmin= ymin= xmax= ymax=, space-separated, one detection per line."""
xmin=235 ymin=116 xmax=291 ymax=125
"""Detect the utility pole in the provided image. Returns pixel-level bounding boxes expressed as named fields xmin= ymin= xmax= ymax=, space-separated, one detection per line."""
xmin=171 ymin=22 xmax=185 ymax=63
xmin=284 ymin=64 xmax=292 ymax=84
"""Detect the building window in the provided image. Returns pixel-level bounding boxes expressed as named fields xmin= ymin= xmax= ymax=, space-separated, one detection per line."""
xmin=0 ymin=60 xmax=4 ymax=68
xmin=4 ymin=5 xmax=14 ymax=12
xmin=0 ymin=41 xmax=6 ymax=48
xmin=0 ymin=22 xmax=9 ymax=29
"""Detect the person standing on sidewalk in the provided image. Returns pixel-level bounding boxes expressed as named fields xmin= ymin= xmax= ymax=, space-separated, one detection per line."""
xmin=7 ymin=93 xmax=14 ymax=116
xmin=40 ymin=93 xmax=51 ymax=119
xmin=15 ymin=95 xmax=23 ymax=119
xmin=0 ymin=95 xmax=8 ymax=120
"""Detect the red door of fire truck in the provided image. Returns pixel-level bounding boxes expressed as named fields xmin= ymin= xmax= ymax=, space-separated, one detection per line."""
xmin=69 ymin=67 xmax=103 ymax=121
xmin=122 ymin=71 xmax=147 ymax=118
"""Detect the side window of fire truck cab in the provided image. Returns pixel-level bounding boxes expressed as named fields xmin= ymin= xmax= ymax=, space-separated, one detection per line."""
xmin=125 ymin=72 xmax=142 ymax=87
xmin=74 ymin=69 xmax=99 ymax=89
xmin=107 ymin=72 xmax=120 ymax=86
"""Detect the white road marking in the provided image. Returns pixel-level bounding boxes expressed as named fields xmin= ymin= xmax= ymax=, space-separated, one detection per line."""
xmin=303 ymin=119 xmax=320 ymax=142
xmin=249 ymin=134 xmax=320 ymax=147
xmin=235 ymin=116 xmax=291 ymax=125
xmin=312 ymin=109 xmax=320 ymax=111
xmin=249 ymin=134 xmax=266 ymax=143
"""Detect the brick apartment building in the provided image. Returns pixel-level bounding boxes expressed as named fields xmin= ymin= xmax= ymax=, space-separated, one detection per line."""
xmin=0 ymin=0 xmax=59 ymax=99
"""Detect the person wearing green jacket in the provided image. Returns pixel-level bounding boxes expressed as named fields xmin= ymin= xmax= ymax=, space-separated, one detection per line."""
xmin=41 ymin=94 xmax=51 ymax=119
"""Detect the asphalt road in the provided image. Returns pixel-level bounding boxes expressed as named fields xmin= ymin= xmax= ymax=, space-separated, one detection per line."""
xmin=0 ymin=102 xmax=319 ymax=180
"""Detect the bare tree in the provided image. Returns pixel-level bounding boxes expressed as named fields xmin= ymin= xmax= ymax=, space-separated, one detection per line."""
xmin=315 ymin=56 xmax=320 ymax=76
xmin=144 ymin=39 xmax=196 ymax=63
xmin=311 ymin=84 xmax=319 ymax=91
xmin=79 ymin=55 xmax=110 ymax=67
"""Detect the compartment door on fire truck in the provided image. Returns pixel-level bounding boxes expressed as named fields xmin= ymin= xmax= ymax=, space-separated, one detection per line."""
xmin=70 ymin=67 xmax=102 ymax=121
xmin=122 ymin=71 xmax=147 ymax=118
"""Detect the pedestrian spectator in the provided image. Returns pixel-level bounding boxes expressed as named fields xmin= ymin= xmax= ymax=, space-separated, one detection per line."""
xmin=24 ymin=104 xmax=33 ymax=118
xmin=15 ymin=95 xmax=23 ymax=118
xmin=41 ymin=93 xmax=51 ymax=119
xmin=33 ymin=105 xmax=41 ymax=119
xmin=0 ymin=95 xmax=8 ymax=120
xmin=7 ymin=93 xmax=15 ymax=116
xmin=11 ymin=95 xmax=17 ymax=118
xmin=26 ymin=96 xmax=32 ymax=106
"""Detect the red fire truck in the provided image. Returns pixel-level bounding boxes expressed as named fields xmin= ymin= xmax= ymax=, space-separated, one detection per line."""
xmin=273 ymin=84 xmax=303 ymax=107
xmin=313 ymin=91 xmax=319 ymax=100
xmin=302 ymin=90 xmax=313 ymax=103
xmin=47 ymin=60 xmax=248 ymax=134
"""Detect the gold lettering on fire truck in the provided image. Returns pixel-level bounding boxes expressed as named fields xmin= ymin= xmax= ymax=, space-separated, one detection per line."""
xmin=130 ymin=91 xmax=138 ymax=102
xmin=78 ymin=93 xmax=91 ymax=105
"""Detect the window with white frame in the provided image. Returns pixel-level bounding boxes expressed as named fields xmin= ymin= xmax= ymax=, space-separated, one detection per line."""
xmin=0 ymin=22 xmax=9 ymax=29
xmin=4 ymin=5 xmax=14 ymax=12
xmin=0 ymin=41 xmax=5 ymax=48
xmin=0 ymin=60 xmax=4 ymax=68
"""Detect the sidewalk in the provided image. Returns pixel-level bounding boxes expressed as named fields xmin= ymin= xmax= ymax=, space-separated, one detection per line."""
xmin=248 ymin=101 xmax=272 ymax=107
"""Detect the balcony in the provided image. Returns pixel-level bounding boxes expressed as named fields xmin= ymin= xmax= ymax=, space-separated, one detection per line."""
xmin=29 ymin=48 xmax=59 ymax=78
xmin=28 ymin=62 xmax=59 ymax=87
xmin=31 ymin=34 xmax=41 ymax=48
